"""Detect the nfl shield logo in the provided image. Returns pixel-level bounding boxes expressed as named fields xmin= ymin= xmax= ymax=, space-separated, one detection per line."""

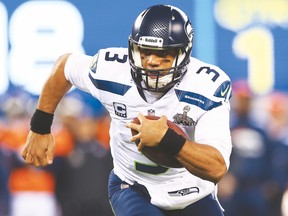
xmin=147 ymin=109 xmax=155 ymax=116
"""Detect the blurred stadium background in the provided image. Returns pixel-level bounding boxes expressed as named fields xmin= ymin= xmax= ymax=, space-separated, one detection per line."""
xmin=0 ymin=0 xmax=288 ymax=215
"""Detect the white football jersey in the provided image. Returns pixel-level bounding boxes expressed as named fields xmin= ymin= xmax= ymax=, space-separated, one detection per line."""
xmin=64 ymin=47 xmax=232 ymax=210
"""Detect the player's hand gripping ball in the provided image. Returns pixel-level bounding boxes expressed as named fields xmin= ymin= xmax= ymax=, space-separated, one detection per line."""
xmin=131 ymin=115 xmax=188 ymax=168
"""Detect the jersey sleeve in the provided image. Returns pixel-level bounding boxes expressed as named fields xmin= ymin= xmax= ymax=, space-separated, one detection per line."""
xmin=185 ymin=59 xmax=233 ymax=169
xmin=64 ymin=53 xmax=94 ymax=93
xmin=194 ymin=90 xmax=232 ymax=169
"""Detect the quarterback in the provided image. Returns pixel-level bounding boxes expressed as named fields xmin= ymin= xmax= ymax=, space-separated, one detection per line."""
xmin=22 ymin=4 xmax=232 ymax=216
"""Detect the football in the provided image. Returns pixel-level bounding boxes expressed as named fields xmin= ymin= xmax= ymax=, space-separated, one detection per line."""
xmin=131 ymin=115 xmax=188 ymax=168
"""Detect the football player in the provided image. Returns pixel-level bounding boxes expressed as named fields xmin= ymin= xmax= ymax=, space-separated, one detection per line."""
xmin=22 ymin=4 xmax=232 ymax=216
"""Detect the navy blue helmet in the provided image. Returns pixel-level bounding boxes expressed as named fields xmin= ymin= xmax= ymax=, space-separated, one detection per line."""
xmin=129 ymin=4 xmax=194 ymax=92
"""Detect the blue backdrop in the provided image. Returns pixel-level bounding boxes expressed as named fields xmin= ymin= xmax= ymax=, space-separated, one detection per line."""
xmin=1 ymin=0 xmax=287 ymax=97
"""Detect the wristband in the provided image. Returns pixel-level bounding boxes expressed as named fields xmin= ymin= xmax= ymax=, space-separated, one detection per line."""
xmin=159 ymin=128 xmax=186 ymax=156
xmin=30 ymin=109 xmax=54 ymax=134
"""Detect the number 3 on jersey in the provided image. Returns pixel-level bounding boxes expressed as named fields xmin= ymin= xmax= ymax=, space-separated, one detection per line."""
xmin=105 ymin=51 xmax=128 ymax=63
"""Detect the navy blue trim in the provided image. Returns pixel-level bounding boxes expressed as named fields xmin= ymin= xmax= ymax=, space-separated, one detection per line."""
xmin=135 ymin=163 xmax=168 ymax=175
xmin=89 ymin=73 xmax=131 ymax=95
xmin=175 ymin=89 xmax=222 ymax=111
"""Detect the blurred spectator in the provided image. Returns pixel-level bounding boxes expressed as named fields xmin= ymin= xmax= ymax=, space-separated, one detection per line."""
xmin=8 ymin=166 xmax=58 ymax=216
xmin=264 ymin=92 xmax=288 ymax=215
xmin=53 ymin=95 xmax=114 ymax=216
xmin=0 ymin=91 xmax=113 ymax=216
xmin=218 ymin=80 xmax=275 ymax=216
xmin=0 ymin=93 xmax=59 ymax=216
xmin=0 ymin=128 xmax=19 ymax=216
xmin=54 ymin=115 xmax=113 ymax=216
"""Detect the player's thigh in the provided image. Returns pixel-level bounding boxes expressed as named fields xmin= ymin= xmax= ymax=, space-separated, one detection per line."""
xmin=108 ymin=171 xmax=165 ymax=216
xmin=165 ymin=194 xmax=224 ymax=216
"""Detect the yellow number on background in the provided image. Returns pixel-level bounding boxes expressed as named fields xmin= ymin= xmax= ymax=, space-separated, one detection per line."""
xmin=233 ymin=27 xmax=274 ymax=94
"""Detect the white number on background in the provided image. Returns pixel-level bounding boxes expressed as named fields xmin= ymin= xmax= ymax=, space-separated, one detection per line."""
xmin=8 ymin=1 xmax=84 ymax=94
xmin=0 ymin=2 xmax=8 ymax=95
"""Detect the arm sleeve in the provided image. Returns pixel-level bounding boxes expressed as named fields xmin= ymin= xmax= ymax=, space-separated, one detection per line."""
xmin=64 ymin=53 xmax=93 ymax=93
xmin=194 ymin=102 xmax=232 ymax=169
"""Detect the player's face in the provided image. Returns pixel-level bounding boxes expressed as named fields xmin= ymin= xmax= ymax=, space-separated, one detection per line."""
xmin=140 ymin=48 xmax=177 ymax=78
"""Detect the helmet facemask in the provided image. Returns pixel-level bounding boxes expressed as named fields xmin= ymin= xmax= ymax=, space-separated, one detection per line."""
xmin=129 ymin=40 xmax=192 ymax=92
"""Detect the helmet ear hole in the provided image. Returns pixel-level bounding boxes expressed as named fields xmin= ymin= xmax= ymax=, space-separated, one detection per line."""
xmin=128 ymin=4 xmax=193 ymax=92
